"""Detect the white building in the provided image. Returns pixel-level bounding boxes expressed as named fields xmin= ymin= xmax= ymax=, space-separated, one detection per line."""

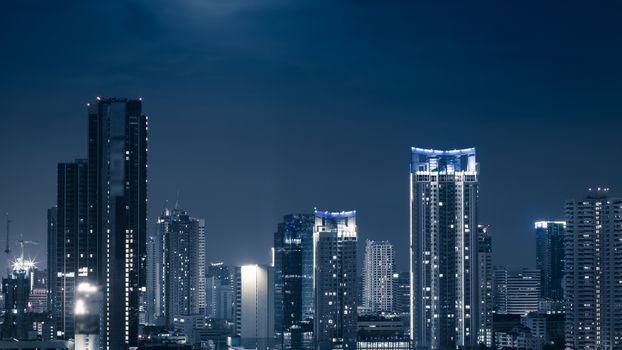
xmin=362 ymin=240 xmax=394 ymax=313
xmin=233 ymin=264 xmax=274 ymax=350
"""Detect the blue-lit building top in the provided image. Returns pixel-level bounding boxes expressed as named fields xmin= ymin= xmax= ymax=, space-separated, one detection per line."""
xmin=313 ymin=209 xmax=357 ymax=219
xmin=411 ymin=147 xmax=478 ymax=174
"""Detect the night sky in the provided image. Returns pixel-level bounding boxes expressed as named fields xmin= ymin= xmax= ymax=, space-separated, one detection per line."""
xmin=1 ymin=1 xmax=621 ymax=273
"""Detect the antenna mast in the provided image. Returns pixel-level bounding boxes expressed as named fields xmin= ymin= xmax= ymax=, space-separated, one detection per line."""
xmin=5 ymin=213 xmax=11 ymax=256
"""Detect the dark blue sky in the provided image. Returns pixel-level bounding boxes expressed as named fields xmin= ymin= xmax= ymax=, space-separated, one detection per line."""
xmin=0 ymin=0 xmax=621 ymax=272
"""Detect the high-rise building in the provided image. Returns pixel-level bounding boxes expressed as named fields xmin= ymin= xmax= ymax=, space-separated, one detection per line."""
xmin=206 ymin=262 xmax=233 ymax=321
xmin=28 ymin=268 xmax=48 ymax=314
xmin=313 ymin=210 xmax=358 ymax=350
xmin=564 ymin=188 xmax=622 ymax=349
xmin=493 ymin=267 xmax=540 ymax=316
xmin=392 ymin=272 xmax=410 ymax=315
xmin=47 ymin=206 xmax=57 ymax=319
xmin=2 ymin=259 xmax=33 ymax=340
xmin=53 ymin=160 xmax=88 ymax=339
xmin=156 ymin=206 xmax=206 ymax=326
xmin=74 ymin=282 xmax=102 ymax=350
xmin=477 ymin=225 xmax=493 ymax=347
xmin=145 ymin=235 xmax=159 ymax=325
xmin=273 ymin=214 xmax=314 ymax=348
xmin=233 ymin=264 xmax=275 ymax=350
xmin=534 ymin=221 xmax=565 ymax=300
xmin=362 ymin=240 xmax=394 ymax=313
xmin=409 ymin=147 xmax=479 ymax=349
xmin=87 ymin=98 xmax=148 ymax=349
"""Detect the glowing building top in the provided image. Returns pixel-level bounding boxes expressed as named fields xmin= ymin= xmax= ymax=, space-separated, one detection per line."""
xmin=411 ymin=147 xmax=478 ymax=174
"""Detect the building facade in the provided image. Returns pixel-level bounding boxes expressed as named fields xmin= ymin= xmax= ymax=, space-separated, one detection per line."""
xmin=477 ymin=225 xmax=493 ymax=347
xmin=87 ymin=98 xmax=148 ymax=349
xmin=314 ymin=210 xmax=358 ymax=350
xmin=52 ymin=159 xmax=88 ymax=339
xmin=392 ymin=272 xmax=410 ymax=315
xmin=206 ymin=262 xmax=233 ymax=322
xmin=362 ymin=240 xmax=394 ymax=313
xmin=273 ymin=213 xmax=314 ymax=348
xmin=493 ymin=267 xmax=540 ymax=316
xmin=564 ymin=189 xmax=622 ymax=349
xmin=409 ymin=147 xmax=479 ymax=349
xmin=156 ymin=206 xmax=206 ymax=327
xmin=233 ymin=264 xmax=275 ymax=350
xmin=534 ymin=221 xmax=565 ymax=301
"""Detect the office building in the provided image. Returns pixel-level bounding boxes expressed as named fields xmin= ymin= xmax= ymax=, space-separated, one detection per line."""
xmin=2 ymin=259 xmax=33 ymax=340
xmin=314 ymin=210 xmax=358 ymax=350
xmin=564 ymin=188 xmax=622 ymax=349
xmin=156 ymin=206 xmax=206 ymax=326
xmin=87 ymin=97 xmax=148 ymax=349
xmin=74 ymin=282 xmax=102 ymax=350
xmin=232 ymin=264 xmax=275 ymax=350
xmin=47 ymin=206 xmax=57 ymax=319
xmin=493 ymin=267 xmax=540 ymax=316
xmin=534 ymin=221 xmax=565 ymax=301
xmin=273 ymin=213 xmax=314 ymax=348
xmin=477 ymin=225 xmax=493 ymax=347
xmin=145 ymin=235 xmax=160 ymax=325
xmin=357 ymin=314 xmax=410 ymax=350
xmin=53 ymin=159 xmax=88 ymax=339
xmin=409 ymin=147 xmax=479 ymax=349
xmin=28 ymin=268 xmax=48 ymax=313
xmin=392 ymin=272 xmax=410 ymax=316
xmin=362 ymin=240 xmax=394 ymax=313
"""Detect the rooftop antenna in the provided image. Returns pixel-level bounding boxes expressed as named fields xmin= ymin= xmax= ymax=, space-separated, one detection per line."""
xmin=5 ymin=213 xmax=11 ymax=256
xmin=175 ymin=190 xmax=180 ymax=210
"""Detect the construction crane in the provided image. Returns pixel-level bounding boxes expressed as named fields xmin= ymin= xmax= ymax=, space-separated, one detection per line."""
xmin=16 ymin=236 xmax=39 ymax=262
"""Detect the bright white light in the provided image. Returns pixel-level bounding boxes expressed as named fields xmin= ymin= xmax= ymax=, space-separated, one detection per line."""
xmin=75 ymin=299 xmax=86 ymax=315
xmin=77 ymin=282 xmax=98 ymax=293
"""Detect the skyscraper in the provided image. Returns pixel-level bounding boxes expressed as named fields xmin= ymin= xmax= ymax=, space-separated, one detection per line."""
xmin=409 ymin=147 xmax=479 ymax=349
xmin=233 ymin=264 xmax=275 ymax=350
xmin=87 ymin=98 xmax=147 ymax=349
xmin=392 ymin=272 xmax=410 ymax=315
xmin=564 ymin=188 xmax=622 ymax=349
xmin=273 ymin=214 xmax=314 ymax=348
xmin=492 ymin=267 xmax=540 ymax=316
xmin=362 ymin=240 xmax=394 ymax=313
xmin=53 ymin=160 xmax=88 ymax=339
xmin=206 ymin=262 xmax=233 ymax=321
xmin=156 ymin=206 xmax=206 ymax=326
xmin=534 ymin=221 xmax=565 ymax=300
xmin=47 ymin=206 xmax=57 ymax=322
xmin=313 ymin=210 xmax=357 ymax=350
xmin=477 ymin=225 xmax=493 ymax=347
xmin=145 ymin=235 xmax=159 ymax=325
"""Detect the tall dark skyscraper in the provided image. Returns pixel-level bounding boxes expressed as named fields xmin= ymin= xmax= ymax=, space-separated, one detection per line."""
xmin=52 ymin=160 xmax=88 ymax=339
xmin=273 ymin=213 xmax=314 ymax=349
xmin=313 ymin=210 xmax=357 ymax=350
xmin=564 ymin=189 xmax=622 ymax=349
xmin=46 ymin=206 xmax=57 ymax=324
xmin=392 ymin=272 xmax=410 ymax=315
xmin=535 ymin=221 xmax=565 ymax=300
xmin=88 ymin=98 xmax=147 ymax=349
xmin=410 ymin=147 xmax=480 ymax=349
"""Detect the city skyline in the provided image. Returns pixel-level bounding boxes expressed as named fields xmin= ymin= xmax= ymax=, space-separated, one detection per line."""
xmin=2 ymin=1 xmax=621 ymax=274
